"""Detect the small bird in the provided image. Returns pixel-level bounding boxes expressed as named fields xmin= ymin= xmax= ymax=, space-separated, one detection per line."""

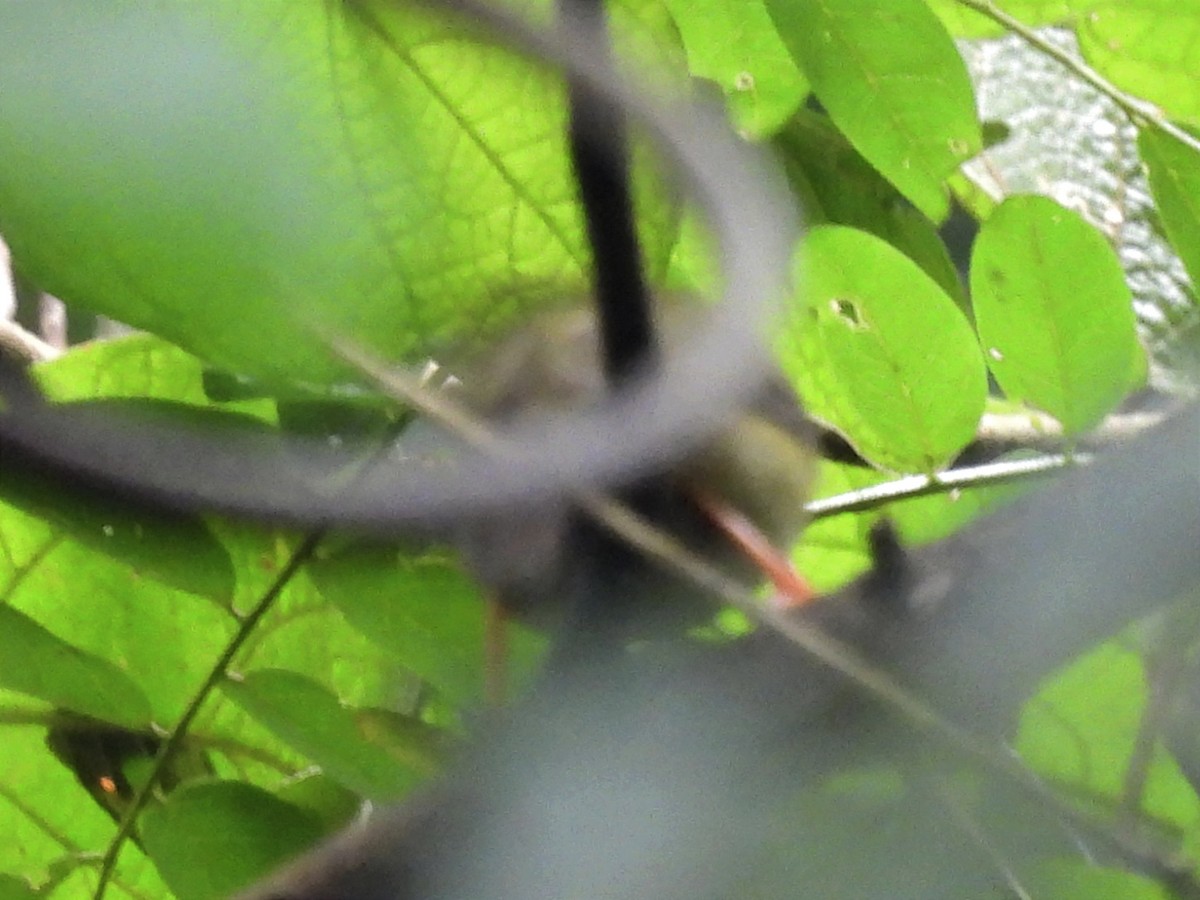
xmin=446 ymin=298 xmax=819 ymax=685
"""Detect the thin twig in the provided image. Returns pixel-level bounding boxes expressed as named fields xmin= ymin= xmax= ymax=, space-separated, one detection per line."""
xmin=92 ymin=531 xmax=325 ymax=900
xmin=954 ymin=0 xmax=1200 ymax=157
xmin=0 ymin=316 xmax=59 ymax=364
xmin=805 ymin=453 xmax=1083 ymax=520
xmin=0 ymin=535 xmax=63 ymax=601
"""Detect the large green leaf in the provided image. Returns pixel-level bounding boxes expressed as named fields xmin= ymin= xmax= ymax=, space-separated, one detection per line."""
xmin=140 ymin=780 xmax=324 ymax=900
xmin=1080 ymin=1 xmax=1200 ymax=128
xmin=308 ymin=542 xmax=545 ymax=705
xmin=0 ymin=606 xmax=151 ymax=728
xmin=221 ymin=668 xmax=430 ymax=800
xmin=1140 ymin=129 xmax=1200 ymax=290
xmin=0 ymin=2 xmax=680 ymax=393
xmin=970 ymin=195 xmax=1142 ymax=435
xmin=766 ymin=0 xmax=980 ymax=219
xmin=664 ymin=0 xmax=808 ymax=136
xmin=780 ymin=226 xmax=986 ymax=472
xmin=0 ymin=875 xmax=36 ymax=900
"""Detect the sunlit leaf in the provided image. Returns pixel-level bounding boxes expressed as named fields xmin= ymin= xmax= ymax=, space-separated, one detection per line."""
xmin=664 ymin=0 xmax=808 ymax=136
xmin=0 ymin=2 xmax=680 ymax=393
xmin=971 ymin=195 xmax=1142 ymax=435
xmin=767 ymin=0 xmax=980 ymax=219
xmin=781 ymin=226 xmax=986 ymax=472
xmin=1080 ymin=1 xmax=1200 ymax=128
xmin=1140 ymin=129 xmax=1200 ymax=290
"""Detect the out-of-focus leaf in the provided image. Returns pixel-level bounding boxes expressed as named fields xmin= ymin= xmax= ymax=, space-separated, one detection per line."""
xmin=1140 ymin=129 xmax=1200 ymax=289
xmin=308 ymin=543 xmax=546 ymax=705
xmin=0 ymin=875 xmax=36 ymax=900
xmin=0 ymin=606 xmax=151 ymax=728
xmin=0 ymin=3 xmax=680 ymax=393
xmin=1025 ymin=861 xmax=1168 ymax=899
xmin=1018 ymin=638 xmax=1200 ymax=834
xmin=221 ymin=669 xmax=420 ymax=800
xmin=275 ymin=772 xmax=361 ymax=833
xmin=0 ymin=416 xmax=236 ymax=602
xmin=664 ymin=0 xmax=808 ymax=136
xmin=767 ymin=0 xmax=981 ymax=219
xmin=1080 ymin=2 xmax=1200 ymax=128
xmin=354 ymin=706 xmax=452 ymax=776
xmin=971 ymin=195 xmax=1142 ymax=435
xmin=780 ymin=226 xmax=986 ymax=472
xmin=140 ymin=780 xmax=324 ymax=900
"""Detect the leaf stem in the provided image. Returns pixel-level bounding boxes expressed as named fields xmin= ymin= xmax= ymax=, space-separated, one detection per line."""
xmin=92 ymin=530 xmax=325 ymax=900
xmin=954 ymin=0 xmax=1200 ymax=157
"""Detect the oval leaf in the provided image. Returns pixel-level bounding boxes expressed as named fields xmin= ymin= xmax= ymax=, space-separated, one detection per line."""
xmin=1079 ymin=3 xmax=1200 ymax=128
xmin=971 ymin=195 xmax=1141 ymax=435
xmin=0 ymin=4 xmax=678 ymax=392
xmin=1140 ymin=128 xmax=1200 ymax=289
xmin=782 ymin=226 xmax=986 ymax=472
xmin=0 ymin=605 xmax=151 ymax=728
xmin=664 ymin=0 xmax=809 ymax=136
xmin=767 ymin=0 xmax=981 ymax=219
xmin=140 ymin=780 xmax=324 ymax=900
xmin=0 ymin=875 xmax=36 ymax=900
xmin=221 ymin=669 xmax=420 ymax=800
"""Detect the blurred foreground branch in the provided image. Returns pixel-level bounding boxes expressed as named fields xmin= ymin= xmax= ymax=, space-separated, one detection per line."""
xmin=241 ymin=405 xmax=1200 ymax=899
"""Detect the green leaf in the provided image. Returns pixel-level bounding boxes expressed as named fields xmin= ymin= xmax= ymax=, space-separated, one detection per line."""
xmin=1025 ymin=860 xmax=1169 ymax=900
xmin=766 ymin=0 xmax=981 ymax=219
xmin=140 ymin=780 xmax=324 ymax=900
xmin=308 ymin=543 xmax=545 ymax=705
xmin=275 ymin=771 xmax=362 ymax=833
xmin=0 ymin=605 xmax=152 ymax=728
xmin=970 ymin=195 xmax=1142 ymax=435
xmin=1079 ymin=2 xmax=1200 ymax=128
xmin=221 ymin=669 xmax=423 ymax=800
xmin=0 ymin=3 xmax=679 ymax=392
xmin=1140 ymin=129 xmax=1200 ymax=289
xmin=664 ymin=0 xmax=808 ymax=136
xmin=0 ymin=875 xmax=37 ymax=900
xmin=781 ymin=226 xmax=987 ymax=472
xmin=774 ymin=109 xmax=966 ymax=305
xmin=0 ymin=431 xmax=235 ymax=603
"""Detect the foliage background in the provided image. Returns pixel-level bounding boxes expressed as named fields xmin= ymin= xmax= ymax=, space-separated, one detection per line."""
xmin=0 ymin=0 xmax=1198 ymax=897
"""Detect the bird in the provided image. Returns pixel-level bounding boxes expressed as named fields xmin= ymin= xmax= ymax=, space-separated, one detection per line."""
xmin=442 ymin=297 xmax=819 ymax=696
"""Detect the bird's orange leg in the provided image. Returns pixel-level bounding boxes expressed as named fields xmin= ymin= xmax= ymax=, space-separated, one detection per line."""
xmin=691 ymin=490 xmax=816 ymax=610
